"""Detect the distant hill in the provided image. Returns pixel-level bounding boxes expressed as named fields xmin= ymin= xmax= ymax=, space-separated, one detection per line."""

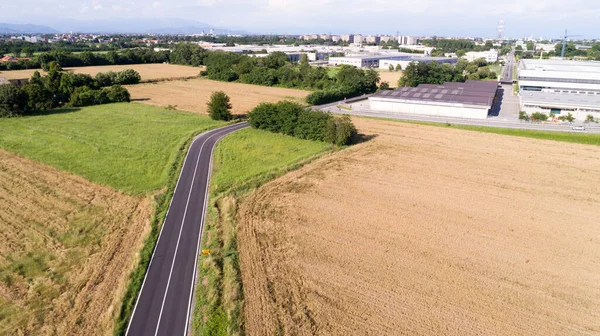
xmin=0 ymin=23 xmax=58 ymax=34
xmin=0 ymin=19 xmax=246 ymax=35
xmin=42 ymin=18 xmax=246 ymax=35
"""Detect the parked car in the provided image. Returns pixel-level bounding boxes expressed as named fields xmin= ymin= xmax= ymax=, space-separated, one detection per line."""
xmin=572 ymin=125 xmax=586 ymax=131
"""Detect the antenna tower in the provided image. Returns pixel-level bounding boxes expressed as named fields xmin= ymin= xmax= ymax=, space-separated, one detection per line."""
xmin=497 ymin=19 xmax=505 ymax=39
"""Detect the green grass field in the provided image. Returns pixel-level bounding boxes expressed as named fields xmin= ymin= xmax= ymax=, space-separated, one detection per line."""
xmin=0 ymin=103 xmax=226 ymax=195
xmin=488 ymin=64 xmax=502 ymax=77
xmin=210 ymin=128 xmax=332 ymax=194
xmin=366 ymin=117 xmax=600 ymax=146
xmin=327 ymin=66 xmax=340 ymax=78
xmin=193 ymin=128 xmax=333 ymax=336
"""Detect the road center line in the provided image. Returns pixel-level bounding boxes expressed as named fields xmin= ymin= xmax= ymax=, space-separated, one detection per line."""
xmin=153 ymin=125 xmax=241 ymax=336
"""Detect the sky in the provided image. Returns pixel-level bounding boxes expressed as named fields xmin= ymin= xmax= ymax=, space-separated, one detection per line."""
xmin=1 ymin=0 xmax=599 ymax=38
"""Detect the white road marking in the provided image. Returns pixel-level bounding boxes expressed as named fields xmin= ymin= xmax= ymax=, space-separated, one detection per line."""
xmin=184 ymin=124 xmax=246 ymax=336
xmin=153 ymin=124 xmax=246 ymax=336
xmin=125 ymin=124 xmax=241 ymax=336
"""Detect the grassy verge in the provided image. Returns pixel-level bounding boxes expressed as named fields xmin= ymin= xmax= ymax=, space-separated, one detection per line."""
xmin=363 ymin=117 xmax=600 ymax=146
xmin=0 ymin=103 xmax=225 ymax=195
xmin=113 ymin=128 xmax=208 ymax=335
xmin=192 ymin=128 xmax=333 ymax=336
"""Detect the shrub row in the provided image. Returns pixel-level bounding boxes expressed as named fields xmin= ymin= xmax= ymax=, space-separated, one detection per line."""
xmin=94 ymin=69 xmax=141 ymax=86
xmin=69 ymin=85 xmax=131 ymax=107
xmin=248 ymin=101 xmax=356 ymax=146
xmin=305 ymin=87 xmax=361 ymax=105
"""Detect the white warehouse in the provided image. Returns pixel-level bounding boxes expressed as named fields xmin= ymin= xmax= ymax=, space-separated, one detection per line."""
xmin=378 ymin=57 xmax=458 ymax=71
xmin=368 ymin=80 xmax=498 ymax=120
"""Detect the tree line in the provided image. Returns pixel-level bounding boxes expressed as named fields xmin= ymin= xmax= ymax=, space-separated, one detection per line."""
xmin=398 ymin=58 xmax=498 ymax=87
xmin=248 ymin=101 xmax=356 ymax=146
xmin=169 ymin=43 xmax=381 ymax=105
xmin=0 ymin=48 xmax=170 ymax=71
xmin=0 ymin=63 xmax=134 ymax=117
xmin=0 ymin=40 xmax=145 ymax=58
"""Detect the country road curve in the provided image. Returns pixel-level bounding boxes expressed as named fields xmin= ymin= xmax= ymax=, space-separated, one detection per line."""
xmin=126 ymin=122 xmax=248 ymax=336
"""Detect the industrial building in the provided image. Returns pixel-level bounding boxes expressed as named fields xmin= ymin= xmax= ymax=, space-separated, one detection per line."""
xmin=368 ymin=80 xmax=498 ymax=119
xmin=378 ymin=57 xmax=458 ymax=70
xmin=518 ymin=59 xmax=600 ymax=119
xmin=328 ymin=53 xmax=424 ymax=68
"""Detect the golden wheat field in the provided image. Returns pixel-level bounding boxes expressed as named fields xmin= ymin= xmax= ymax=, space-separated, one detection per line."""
xmin=378 ymin=70 xmax=403 ymax=87
xmin=0 ymin=63 xmax=201 ymax=81
xmin=238 ymin=117 xmax=600 ymax=336
xmin=125 ymin=78 xmax=309 ymax=115
xmin=0 ymin=150 xmax=151 ymax=336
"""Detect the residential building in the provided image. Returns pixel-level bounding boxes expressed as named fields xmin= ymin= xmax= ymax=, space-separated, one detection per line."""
xmin=380 ymin=36 xmax=395 ymax=43
xmin=464 ymin=50 xmax=499 ymax=62
xmin=340 ymin=34 xmax=354 ymax=43
xmin=365 ymin=36 xmax=381 ymax=44
xmin=354 ymin=34 xmax=365 ymax=44
xmin=399 ymin=36 xmax=418 ymax=45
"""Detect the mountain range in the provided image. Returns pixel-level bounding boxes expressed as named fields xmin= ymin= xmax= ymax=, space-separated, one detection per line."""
xmin=0 ymin=23 xmax=58 ymax=34
xmin=0 ymin=19 xmax=246 ymax=35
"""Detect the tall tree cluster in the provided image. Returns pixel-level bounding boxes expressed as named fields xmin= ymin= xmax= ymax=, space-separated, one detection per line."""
xmin=0 ymin=62 xmax=134 ymax=117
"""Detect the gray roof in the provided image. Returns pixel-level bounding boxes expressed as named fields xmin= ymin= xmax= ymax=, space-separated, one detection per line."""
xmin=520 ymin=90 xmax=600 ymax=108
xmin=372 ymin=80 xmax=498 ymax=107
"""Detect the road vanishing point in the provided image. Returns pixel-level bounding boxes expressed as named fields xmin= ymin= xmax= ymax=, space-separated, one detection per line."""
xmin=126 ymin=122 xmax=248 ymax=336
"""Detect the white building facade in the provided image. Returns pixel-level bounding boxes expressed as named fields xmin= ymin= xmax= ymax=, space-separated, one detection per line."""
xmin=464 ymin=50 xmax=499 ymax=62
xmin=518 ymin=59 xmax=600 ymax=119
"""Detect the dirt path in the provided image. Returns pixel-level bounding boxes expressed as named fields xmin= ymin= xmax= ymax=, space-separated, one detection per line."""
xmin=238 ymin=118 xmax=600 ymax=335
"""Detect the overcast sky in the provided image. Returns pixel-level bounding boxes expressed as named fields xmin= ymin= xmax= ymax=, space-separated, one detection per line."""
xmin=1 ymin=0 xmax=599 ymax=37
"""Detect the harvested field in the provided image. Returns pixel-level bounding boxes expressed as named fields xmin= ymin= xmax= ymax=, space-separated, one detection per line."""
xmin=0 ymin=63 xmax=201 ymax=81
xmin=378 ymin=70 xmax=403 ymax=87
xmin=126 ymin=78 xmax=309 ymax=115
xmin=0 ymin=149 xmax=151 ymax=335
xmin=239 ymin=117 xmax=600 ymax=336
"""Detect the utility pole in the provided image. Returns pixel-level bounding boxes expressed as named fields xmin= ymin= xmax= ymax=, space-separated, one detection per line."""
xmin=561 ymin=29 xmax=567 ymax=58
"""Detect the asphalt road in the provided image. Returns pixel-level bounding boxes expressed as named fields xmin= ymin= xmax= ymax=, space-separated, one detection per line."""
xmin=126 ymin=122 xmax=248 ymax=336
xmin=500 ymin=50 xmax=515 ymax=83
xmin=322 ymin=103 xmax=600 ymax=134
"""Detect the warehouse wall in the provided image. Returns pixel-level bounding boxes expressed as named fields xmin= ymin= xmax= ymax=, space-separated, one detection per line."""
xmin=369 ymin=100 xmax=489 ymax=119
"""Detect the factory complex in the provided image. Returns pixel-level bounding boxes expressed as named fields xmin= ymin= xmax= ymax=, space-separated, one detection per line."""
xmin=518 ymin=59 xmax=600 ymax=119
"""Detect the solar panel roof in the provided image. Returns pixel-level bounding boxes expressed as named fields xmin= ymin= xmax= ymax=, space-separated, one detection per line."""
xmin=372 ymin=80 xmax=498 ymax=107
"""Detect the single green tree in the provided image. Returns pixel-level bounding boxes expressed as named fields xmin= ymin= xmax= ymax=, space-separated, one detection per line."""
xmin=207 ymin=91 xmax=233 ymax=121
xmin=585 ymin=114 xmax=598 ymax=123
xmin=380 ymin=81 xmax=390 ymax=90
xmin=300 ymin=54 xmax=310 ymax=68
xmin=395 ymin=64 xmax=402 ymax=71
xmin=389 ymin=64 xmax=394 ymax=71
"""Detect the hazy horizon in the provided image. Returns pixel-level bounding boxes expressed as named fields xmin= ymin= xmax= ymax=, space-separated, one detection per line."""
xmin=1 ymin=0 xmax=599 ymax=38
